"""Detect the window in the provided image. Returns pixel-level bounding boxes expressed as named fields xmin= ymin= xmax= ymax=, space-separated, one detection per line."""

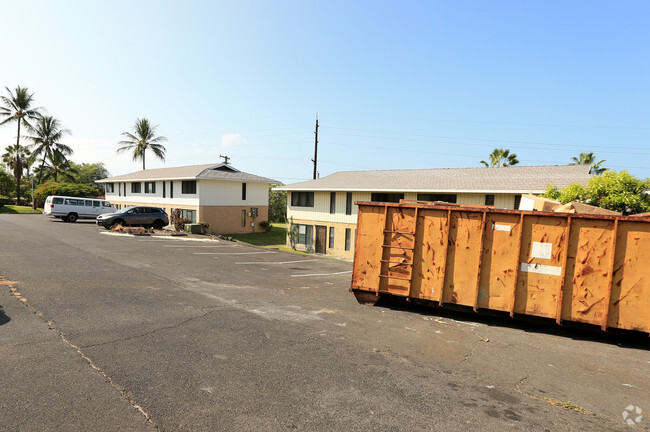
xmin=291 ymin=192 xmax=314 ymax=207
xmin=131 ymin=182 xmax=141 ymax=193
xmin=93 ymin=201 xmax=100 ymax=207
xmin=103 ymin=202 xmax=112 ymax=208
xmin=170 ymin=181 xmax=174 ymax=198
xmin=144 ymin=182 xmax=156 ymax=194
xmin=181 ymin=209 xmax=196 ymax=223
xmin=85 ymin=200 xmax=93 ymax=207
xmin=417 ymin=193 xmax=457 ymax=203
xmin=118 ymin=183 xmax=121 ymax=197
xmin=371 ymin=193 xmax=404 ymax=203
xmin=514 ymin=194 xmax=522 ymax=210
xmin=182 ymin=180 xmax=196 ymax=194
xmin=241 ymin=210 xmax=246 ymax=227
xmin=346 ymin=192 xmax=353 ymax=215
xmin=123 ymin=183 xmax=127 ymax=197
xmin=297 ymin=224 xmax=313 ymax=245
xmin=329 ymin=192 xmax=336 ymax=214
xmin=53 ymin=198 xmax=63 ymax=204
xmin=345 ymin=228 xmax=351 ymax=251
xmin=242 ymin=183 xmax=247 ymax=200
xmin=163 ymin=181 xmax=166 ymax=198
xmin=328 ymin=227 xmax=335 ymax=249
xmin=64 ymin=199 xmax=81 ymax=205
xmin=105 ymin=183 xmax=114 ymax=193
xmin=485 ymin=194 xmax=495 ymax=206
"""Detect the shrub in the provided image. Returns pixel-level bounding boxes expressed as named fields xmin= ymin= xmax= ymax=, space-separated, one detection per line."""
xmin=34 ymin=182 xmax=102 ymax=204
xmin=259 ymin=220 xmax=271 ymax=232
xmin=542 ymin=170 xmax=650 ymax=215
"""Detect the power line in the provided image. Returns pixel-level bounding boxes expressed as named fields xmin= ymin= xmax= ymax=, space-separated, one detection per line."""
xmin=323 ymin=126 xmax=648 ymax=151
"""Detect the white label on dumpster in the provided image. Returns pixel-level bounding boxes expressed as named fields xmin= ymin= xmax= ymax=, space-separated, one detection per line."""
xmin=520 ymin=262 xmax=562 ymax=276
xmin=493 ymin=223 xmax=512 ymax=232
xmin=531 ymin=242 xmax=553 ymax=260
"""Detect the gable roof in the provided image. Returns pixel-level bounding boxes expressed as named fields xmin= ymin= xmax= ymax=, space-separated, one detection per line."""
xmin=276 ymin=165 xmax=593 ymax=194
xmin=97 ymin=163 xmax=278 ymax=184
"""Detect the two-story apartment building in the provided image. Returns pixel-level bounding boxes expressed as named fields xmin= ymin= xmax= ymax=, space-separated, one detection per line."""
xmin=276 ymin=165 xmax=593 ymax=259
xmin=97 ymin=163 xmax=277 ymax=234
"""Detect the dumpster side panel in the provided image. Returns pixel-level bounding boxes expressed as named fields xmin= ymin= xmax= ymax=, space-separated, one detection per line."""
xmin=411 ymin=209 xmax=449 ymax=302
xmin=442 ymin=211 xmax=484 ymax=306
xmin=562 ymin=219 xmax=616 ymax=325
xmin=351 ymin=205 xmax=385 ymax=292
xmin=515 ymin=216 xmax=567 ymax=318
xmin=608 ymin=221 xmax=650 ymax=332
xmin=379 ymin=206 xmax=417 ymax=295
xmin=478 ymin=214 xmax=522 ymax=311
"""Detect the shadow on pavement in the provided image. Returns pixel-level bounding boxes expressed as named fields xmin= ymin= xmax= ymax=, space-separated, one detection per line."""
xmin=373 ymin=295 xmax=650 ymax=350
xmin=0 ymin=305 xmax=10 ymax=326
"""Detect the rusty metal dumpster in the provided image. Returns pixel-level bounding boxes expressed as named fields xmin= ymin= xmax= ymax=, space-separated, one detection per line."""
xmin=350 ymin=201 xmax=650 ymax=333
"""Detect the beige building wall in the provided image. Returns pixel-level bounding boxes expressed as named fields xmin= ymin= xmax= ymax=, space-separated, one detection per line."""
xmin=289 ymin=219 xmax=357 ymax=259
xmin=199 ymin=205 xmax=269 ymax=234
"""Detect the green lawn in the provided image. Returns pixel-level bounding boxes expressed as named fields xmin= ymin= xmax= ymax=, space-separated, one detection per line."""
xmin=0 ymin=205 xmax=43 ymax=214
xmin=227 ymin=223 xmax=288 ymax=248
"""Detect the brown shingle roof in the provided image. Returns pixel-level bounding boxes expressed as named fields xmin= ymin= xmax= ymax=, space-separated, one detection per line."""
xmin=276 ymin=165 xmax=593 ymax=193
xmin=98 ymin=163 xmax=278 ymax=184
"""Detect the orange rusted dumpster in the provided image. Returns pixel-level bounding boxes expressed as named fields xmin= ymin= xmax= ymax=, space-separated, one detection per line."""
xmin=350 ymin=201 xmax=650 ymax=333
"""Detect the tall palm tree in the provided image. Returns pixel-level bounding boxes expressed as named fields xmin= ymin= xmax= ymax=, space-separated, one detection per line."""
xmin=570 ymin=152 xmax=606 ymax=175
xmin=0 ymin=86 xmax=42 ymax=203
xmin=2 ymin=144 xmax=31 ymax=189
xmin=117 ymin=118 xmax=167 ymax=170
xmin=35 ymin=150 xmax=77 ymax=182
xmin=27 ymin=115 xmax=73 ymax=184
xmin=480 ymin=148 xmax=519 ymax=167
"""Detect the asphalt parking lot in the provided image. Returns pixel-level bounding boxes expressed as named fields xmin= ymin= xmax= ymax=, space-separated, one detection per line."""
xmin=0 ymin=214 xmax=648 ymax=431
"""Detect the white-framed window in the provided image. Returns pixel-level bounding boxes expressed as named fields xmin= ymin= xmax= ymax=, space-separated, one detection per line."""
xmin=182 ymin=181 xmax=197 ymax=194
xmin=144 ymin=182 xmax=156 ymax=194
xmin=181 ymin=209 xmax=196 ymax=223
xmin=131 ymin=182 xmax=141 ymax=193
xmin=291 ymin=192 xmax=314 ymax=207
xmin=297 ymin=224 xmax=313 ymax=245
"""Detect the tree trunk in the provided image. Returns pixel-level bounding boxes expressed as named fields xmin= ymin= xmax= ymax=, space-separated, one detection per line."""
xmin=15 ymin=121 xmax=21 ymax=204
xmin=142 ymin=150 xmax=146 ymax=170
xmin=37 ymin=157 xmax=46 ymax=185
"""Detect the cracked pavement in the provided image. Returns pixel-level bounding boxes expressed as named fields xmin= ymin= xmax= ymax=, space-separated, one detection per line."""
xmin=0 ymin=214 xmax=648 ymax=431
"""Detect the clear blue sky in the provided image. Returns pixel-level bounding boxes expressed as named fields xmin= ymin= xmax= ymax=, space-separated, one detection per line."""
xmin=2 ymin=0 xmax=649 ymax=183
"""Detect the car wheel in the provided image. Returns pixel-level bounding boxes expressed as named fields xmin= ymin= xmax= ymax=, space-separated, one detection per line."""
xmin=67 ymin=213 xmax=78 ymax=223
xmin=152 ymin=220 xmax=164 ymax=230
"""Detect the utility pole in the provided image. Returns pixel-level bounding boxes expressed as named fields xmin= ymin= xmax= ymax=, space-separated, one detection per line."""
xmin=219 ymin=154 xmax=230 ymax=165
xmin=311 ymin=115 xmax=319 ymax=179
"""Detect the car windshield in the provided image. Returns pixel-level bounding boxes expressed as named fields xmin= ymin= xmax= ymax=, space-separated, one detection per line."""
xmin=115 ymin=207 xmax=135 ymax=214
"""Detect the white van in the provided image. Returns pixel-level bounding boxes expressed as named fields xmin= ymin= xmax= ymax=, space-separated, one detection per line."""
xmin=43 ymin=196 xmax=116 ymax=222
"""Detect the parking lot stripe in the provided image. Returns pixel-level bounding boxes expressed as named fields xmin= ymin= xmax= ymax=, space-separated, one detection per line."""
xmin=194 ymin=251 xmax=277 ymax=255
xmin=161 ymin=245 xmax=241 ymax=248
xmin=291 ymin=271 xmax=352 ymax=278
xmin=235 ymin=259 xmax=319 ymax=265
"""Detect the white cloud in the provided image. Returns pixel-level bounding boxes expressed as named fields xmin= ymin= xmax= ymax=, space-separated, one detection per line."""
xmin=221 ymin=133 xmax=246 ymax=148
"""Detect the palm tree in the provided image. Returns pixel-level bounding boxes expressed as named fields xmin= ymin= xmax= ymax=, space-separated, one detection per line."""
xmin=27 ymin=115 xmax=73 ymax=184
xmin=570 ymin=152 xmax=606 ymax=175
xmin=0 ymin=86 xmax=42 ymax=203
xmin=480 ymin=148 xmax=519 ymax=167
xmin=35 ymin=150 xmax=77 ymax=182
xmin=117 ymin=118 xmax=167 ymax=170
xmin=2 ymin=144 xmax=31 ymax=189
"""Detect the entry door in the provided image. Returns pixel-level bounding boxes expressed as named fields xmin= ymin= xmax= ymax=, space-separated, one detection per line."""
xmin=315 ymin=226 xmax=327 ymax=254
